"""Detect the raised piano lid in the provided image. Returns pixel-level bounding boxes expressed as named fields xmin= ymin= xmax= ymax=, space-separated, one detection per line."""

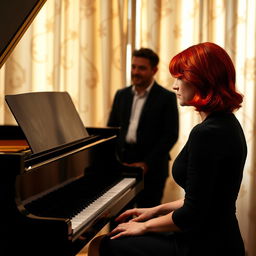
xmin=0 ymin=0 xmax=47 ymax=68
xmin=5 ymin=91 xmax=89 ymax=154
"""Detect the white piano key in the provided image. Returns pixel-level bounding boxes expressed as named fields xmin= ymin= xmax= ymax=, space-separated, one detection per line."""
xmin=71 ymin=178 xmax=136 ymax=233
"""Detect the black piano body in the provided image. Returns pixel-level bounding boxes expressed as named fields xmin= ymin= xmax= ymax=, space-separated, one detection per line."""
xmin=0 ymin=1 xmax=143 ymax=254
xmin=0 ymin=125 xmax=143 ymax=255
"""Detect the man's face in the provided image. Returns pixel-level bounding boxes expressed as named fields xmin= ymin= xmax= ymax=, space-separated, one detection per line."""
xmin=131 ymin=57 xmax=157 ymax=88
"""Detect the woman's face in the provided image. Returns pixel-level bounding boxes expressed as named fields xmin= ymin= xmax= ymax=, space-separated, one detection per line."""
xmin=172 ymin=78 xmax=196 ymax=106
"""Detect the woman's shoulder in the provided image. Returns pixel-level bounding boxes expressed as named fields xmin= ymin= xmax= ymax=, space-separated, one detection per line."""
xmin=189 ymin=112 xmax=241 ymax=143
xmin=189 ymin=122 xmax=212 ymax=142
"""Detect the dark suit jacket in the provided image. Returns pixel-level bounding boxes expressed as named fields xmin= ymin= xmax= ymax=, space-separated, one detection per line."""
xmin=107 ymin=82 xmax=179 ymax=179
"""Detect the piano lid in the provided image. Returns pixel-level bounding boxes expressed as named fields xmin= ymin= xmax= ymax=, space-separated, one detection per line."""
xmin=0 ymin=0 xmax=47 ymax=68
xmin=5 ymin=91 xmax=89 ymax=154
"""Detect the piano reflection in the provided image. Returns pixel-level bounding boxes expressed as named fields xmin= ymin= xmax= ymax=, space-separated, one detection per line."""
xmin=0 ymin=92 xmax=143 ymax=256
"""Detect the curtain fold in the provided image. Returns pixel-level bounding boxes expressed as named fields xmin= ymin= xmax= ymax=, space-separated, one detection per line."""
xmin=0 ymin=0 xmax=128 ymax=127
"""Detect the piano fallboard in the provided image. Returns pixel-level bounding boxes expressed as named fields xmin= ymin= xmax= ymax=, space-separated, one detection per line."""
xmin=0 ymin=125 xmax=143 ymax=256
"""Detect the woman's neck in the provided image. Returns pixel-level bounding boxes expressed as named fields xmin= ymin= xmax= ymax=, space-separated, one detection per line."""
xmin=199 ymin=111 xmax=209 ymax=121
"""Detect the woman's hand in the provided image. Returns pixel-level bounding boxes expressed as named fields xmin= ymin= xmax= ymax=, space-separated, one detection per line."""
xmin=109 ymin=209 xmax=181 ymax=240
xmin=109 ymin=207 xmax=158 ymax=239
xmin=109 ymin=221 xmax=147 ymax=239
xmin=115 ymin=207 xmax=158 ymax=223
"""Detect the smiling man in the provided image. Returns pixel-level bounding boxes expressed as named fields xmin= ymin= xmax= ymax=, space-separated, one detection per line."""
xmin=107 ymin=48 xmax=179 ymax=209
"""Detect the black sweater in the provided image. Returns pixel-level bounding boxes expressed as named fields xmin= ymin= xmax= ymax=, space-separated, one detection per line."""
xmin=172 ymin=112 xmax=247 ymax=255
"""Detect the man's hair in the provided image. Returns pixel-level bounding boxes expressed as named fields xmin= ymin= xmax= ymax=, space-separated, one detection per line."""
xmin=169 ymin=42 xmax=243 ymax=113
xmin=132 ymin=48 xmax=159 ymax=68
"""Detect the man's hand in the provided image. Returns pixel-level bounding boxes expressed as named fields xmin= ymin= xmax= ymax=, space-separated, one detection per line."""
xmin=123 ymin=162 xmax=148 ymax=174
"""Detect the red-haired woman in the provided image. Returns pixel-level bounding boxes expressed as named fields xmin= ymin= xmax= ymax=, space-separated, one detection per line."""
xmin=88 ymin=42 xmax=247 ymax=256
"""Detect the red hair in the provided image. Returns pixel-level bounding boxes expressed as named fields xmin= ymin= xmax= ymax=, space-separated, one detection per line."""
xmin=169 ymin=42 xmax=243 ymax=112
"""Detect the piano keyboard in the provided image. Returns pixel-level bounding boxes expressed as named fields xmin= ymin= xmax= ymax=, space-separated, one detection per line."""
xmin=71 ymin=177 xmax=136 ymax=234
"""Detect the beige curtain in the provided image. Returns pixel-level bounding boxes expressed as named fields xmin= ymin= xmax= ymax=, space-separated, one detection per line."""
xmin=137 ymin=0 xmax=256 ymax=255
xmin=0 ymin=0 xmax=128 ymax=127
xmin=0 ymin=0 xmax=256 ymax=255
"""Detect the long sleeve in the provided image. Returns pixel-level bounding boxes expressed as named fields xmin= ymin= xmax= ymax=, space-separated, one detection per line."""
xmin=142 ymin=92 xmax=179 ymax=165
xmin=172 ymin=113 xmax=247 ymax=232
xmin=107 ymin=90 xmax=122 ymax=127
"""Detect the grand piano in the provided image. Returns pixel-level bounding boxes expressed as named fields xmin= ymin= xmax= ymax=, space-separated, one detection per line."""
xmin=0 ymin=1 xmax=143 ymax=255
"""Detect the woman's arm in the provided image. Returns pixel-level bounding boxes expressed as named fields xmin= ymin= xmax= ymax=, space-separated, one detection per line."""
xmin=154 ymin=199 xmax=184 ymax=215
xmin=144 ymin=211 xmax=180 ymax=233
xmin=109 ymin=210 xmax=181 ymax=239
xmin=115 ymin=198 xmax=184 ymax=223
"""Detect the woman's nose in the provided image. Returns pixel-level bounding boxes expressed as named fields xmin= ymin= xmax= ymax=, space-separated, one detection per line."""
xmin=172 ymin=81 xmax=178 ymax=90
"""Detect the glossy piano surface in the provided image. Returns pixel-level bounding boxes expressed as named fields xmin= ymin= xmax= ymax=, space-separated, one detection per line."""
xmin=0 ymin=0 xmax=47 ymax=68
xmin=0 ymin=125 xmax=143 ymax=255
xmin=0 ymin=1 xmax=143 ymax=254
